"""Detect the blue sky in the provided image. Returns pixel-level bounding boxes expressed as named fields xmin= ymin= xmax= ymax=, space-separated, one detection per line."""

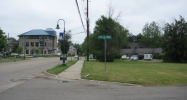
xmin=0 ymin=0 xmax=187 ymax=44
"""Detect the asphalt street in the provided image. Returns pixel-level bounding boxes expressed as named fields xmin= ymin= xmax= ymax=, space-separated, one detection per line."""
xmin=0 ymin=57 xmax=62 ymax=92
xmin=0 ymin=77 xmax=187 ymax=100
xmin=0 ymin=57 xmax=187 ymax=100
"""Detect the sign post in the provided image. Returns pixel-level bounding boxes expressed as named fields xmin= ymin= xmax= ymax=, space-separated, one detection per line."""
xmin=98 ymin=35 xmax=112 ymax=77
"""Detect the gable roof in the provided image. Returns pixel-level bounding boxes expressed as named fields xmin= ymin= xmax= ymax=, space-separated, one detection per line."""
xmin=18 ymin=29 xmax=56 ymax=37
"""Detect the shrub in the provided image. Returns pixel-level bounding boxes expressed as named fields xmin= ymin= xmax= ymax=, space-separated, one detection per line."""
xmin=153 ymin=54 xmax=163 ymax=59
xmin=96 ymin=53 xmax=115 ymax=62
xmin=138 ymin=55 xmax=144 ymax=60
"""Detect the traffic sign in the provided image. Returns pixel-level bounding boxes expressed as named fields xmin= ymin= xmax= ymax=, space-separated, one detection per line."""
xmin=98 ymin=35 xmax=112 ymax=39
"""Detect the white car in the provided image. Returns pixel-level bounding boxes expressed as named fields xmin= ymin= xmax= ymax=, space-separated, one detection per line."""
xmin=130 ymin=55 xmax=138 ymax=61
xmin=121 ymin=55 xmax=127 ymax=59
xmin=144 ymin=54 xmax=153 ymax=60
xmin=74 ymin=55 xmax=78 ymax=58
xmin=11 ymin=53 xmax=19 ymax=56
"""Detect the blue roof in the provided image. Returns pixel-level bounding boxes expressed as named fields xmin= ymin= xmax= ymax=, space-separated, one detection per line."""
xmin=18 ymin=29 xmax=56 ymax=37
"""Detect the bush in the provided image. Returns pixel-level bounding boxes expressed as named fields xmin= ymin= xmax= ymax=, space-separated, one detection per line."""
xmin=96 ymin=53 xmax=115 ymax=62
xmin=115 ymin=54 xmax=122 ymax=59
xmin=138 ymin=55 xmax=144 ymax=60
xmin=153 ymin=54 xmax=163 ymax=59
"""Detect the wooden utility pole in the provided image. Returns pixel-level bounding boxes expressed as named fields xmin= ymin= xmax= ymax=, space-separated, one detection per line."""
xmin=86 ymin=0 xmax=89 ymax=61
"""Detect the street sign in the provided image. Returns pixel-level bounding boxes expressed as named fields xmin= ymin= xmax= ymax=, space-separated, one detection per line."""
xmin=98 ymin=35 xmax=112 ymax=39
xmin=98 ymin=35 xmax=112 ymax=77
xmin=59 ymin=32 xmax=64 ymax=40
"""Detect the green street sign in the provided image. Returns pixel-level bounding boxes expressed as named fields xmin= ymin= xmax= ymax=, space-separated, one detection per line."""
xmin=98 ymin=35 xmax=112 ymax=39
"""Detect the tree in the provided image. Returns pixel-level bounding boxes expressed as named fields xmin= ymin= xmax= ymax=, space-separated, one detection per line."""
xmin=140 ymin=21 xmax=163 ymax=48
xmin=162 ymin=16 xmax=187 ymax=63
xmin=8 ymin=37 xmax=18 ymax=52
xmin=90 ymin=15 xmax=128 ymax=62
xmin=60 ymin=31 xmax=71 ymax=54
xmin=17 ymin=46 xmax=22 ymax=55
xmin=35 ymin=49 xmax=41 ymax=54
xmin=128 ymin=33 xmax=137 ymax=43
xmin=0 ymin=28 xmax=7 ymax=52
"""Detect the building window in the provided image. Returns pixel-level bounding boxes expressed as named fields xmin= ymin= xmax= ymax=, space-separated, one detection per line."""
xmin=31 ymin=42 xmax=34 ymax=46
xmin=35 ymin=42 xmax=39 ymax=47
xmin=26 ymin=50 xmax=29 ymax=54
xmin=26 ymin=42 xmax=29 ymax=47
xmin=40 ymin=42 xmax=44 ymax=47
xmin=45 ymin=42 xmax=47 ymax=47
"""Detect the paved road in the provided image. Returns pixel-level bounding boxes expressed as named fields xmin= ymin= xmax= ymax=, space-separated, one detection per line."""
xmin=0 ymin=77 xmax=187 ymax=100
xmin=0 ymin=57 xmax=187 ymax=100
xmin=0 ymin=57 xmax=62 ymax=92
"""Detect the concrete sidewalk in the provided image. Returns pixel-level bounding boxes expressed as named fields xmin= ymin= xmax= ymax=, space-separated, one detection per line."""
xmin=58 ymin=57 xmax=85 ymax=80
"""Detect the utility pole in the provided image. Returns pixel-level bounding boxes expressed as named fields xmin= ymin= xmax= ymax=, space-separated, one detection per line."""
xmin=86 ymin=0 xmax=89 ymax=61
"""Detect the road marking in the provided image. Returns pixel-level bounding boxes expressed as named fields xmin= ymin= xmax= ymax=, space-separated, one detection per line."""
xmin=0 ymin=79 xmax=28 ymax=93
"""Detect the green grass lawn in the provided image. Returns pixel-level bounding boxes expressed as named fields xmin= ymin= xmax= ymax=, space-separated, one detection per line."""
xmin=0 ymin=57 xmax=28 ymax=62
xmin=81 ymin=60 xmax=187 ymax=86
xmin=47 ymin=60 xmax=77 ymax=75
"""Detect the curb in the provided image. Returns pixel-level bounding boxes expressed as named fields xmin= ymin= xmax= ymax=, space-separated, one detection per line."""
xmin=42 ymin=71 xmax=59 ymax=78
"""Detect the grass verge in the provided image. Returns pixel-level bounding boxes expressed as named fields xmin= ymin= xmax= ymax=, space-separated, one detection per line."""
xmin=47 ymin=60 xmax=77 ymax=75
xmin=0 ymin=57 xmax=28 ymax=62
xmin=81 ymin=60 xmax=187 ymax=86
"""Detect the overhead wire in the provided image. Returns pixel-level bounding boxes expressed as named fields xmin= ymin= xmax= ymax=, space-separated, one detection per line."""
xmin=81 ymin=0 xmax=87 ymax=19
xmin=75 ymin=0 xmax=86 ymax=34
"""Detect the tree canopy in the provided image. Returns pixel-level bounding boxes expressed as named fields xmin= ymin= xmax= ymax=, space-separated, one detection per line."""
xmin=162 ymin=16 xmax=187 ymax=63
xmin=0 ymin=29 xmax=7 ymax=52
xmin=60 ymin=31 xmax=72 ymax=54
xmin=85 ymin=15 xmax=128 ymax=62
xmin=140 ymin=21 xmax=163 ymax=48
xmin=8 ymin=37 xmax=18 ymax=53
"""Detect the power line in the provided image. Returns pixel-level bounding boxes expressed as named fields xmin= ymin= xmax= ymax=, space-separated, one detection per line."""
xmin=72 ymin=32 xmax=85 ymax=35
xmin=81 ymin=0 xmax=87 ymax=19
xmin=75 ymin=0 xmax=86 ymax=34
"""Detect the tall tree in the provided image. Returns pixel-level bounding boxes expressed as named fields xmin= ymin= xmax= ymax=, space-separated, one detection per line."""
xmin=128 ymin=33 xmax=137 ymax=43
xmin=60 ymin=31 xmax=71 ymax=54
xmin=90 ymin=15 xmax=128 ymax=62
xmin=8 ymin=37 xmax=18 ymax=52
xmin=162 ymin=16 xmax=187 ymax=63
xmin=0 ymin=28 xmax=7 ymax=52
xmin=17 ymin=46 xmax=22 ymax=55
xmin=140 ymin=21 xmax=163 ymax=48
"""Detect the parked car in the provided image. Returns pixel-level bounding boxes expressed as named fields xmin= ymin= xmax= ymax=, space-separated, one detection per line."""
xmin=121 ymin=55 xmax=129 ymax=60
xmin=33 ymin=53 xmax=41 ymax=57
xmin=144 ymin=54 xmax=153 ymax=60
xmin=130 ymin=55 xmax=138 ymax=61
xmin=74 ymin=55 xmax=78 ymax=58
xmin=11 ymin=53 xmax=19 ymax=56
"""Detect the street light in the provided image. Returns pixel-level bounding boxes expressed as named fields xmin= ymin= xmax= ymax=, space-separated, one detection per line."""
xmin=56 ymin=19 xmax=66 ymax=66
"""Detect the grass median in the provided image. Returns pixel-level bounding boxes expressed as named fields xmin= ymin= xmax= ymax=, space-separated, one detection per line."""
xmin=0 ymin=57 xmax=28 ymax=62
xmin=47 ymin=60 xmax=77 ymax=75
xmin=81 ymin=60 xmax=187 ymax=86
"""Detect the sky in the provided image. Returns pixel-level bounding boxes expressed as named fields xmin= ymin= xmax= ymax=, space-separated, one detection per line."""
xmin=0 ymin=0 xmax=187 ymax=44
